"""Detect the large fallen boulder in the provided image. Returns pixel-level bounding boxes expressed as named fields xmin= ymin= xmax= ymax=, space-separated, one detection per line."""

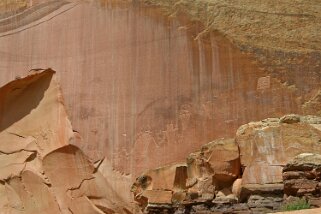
xmin=236 ymin=115 xmax=321 ymax=199
xmin=0 ymin=70 xmax=131 ymax=214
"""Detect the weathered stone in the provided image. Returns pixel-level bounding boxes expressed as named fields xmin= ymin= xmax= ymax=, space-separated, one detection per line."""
xmin=240 ymin=184 xmax=284 ymax=202
xmin=143 ymin=190 xmax=173 ymax=204
xmin=132 ymin=163 xmax=187 ymax=207
xmin=237 ymin=116 xmax=321 ymax=198
xmin=283 ymin=153 xmax=321 ymax=197
xmin=213 ymin=188 xmax=237 ymax=205
xmin=232 ymin=178 xmax=242 ymax=198
xmin=211 ymin=203 xmax=251 ymax=214
xmin=0 ymin=71 xmax=131 ymax=214
xmin=0 ymin=0 xmax=304 ymax=189
xmin=201 ymin=138 xmax=241 ymax=184
xmin=280 ymin=114 xmax=301 ymax=124
xmin=172 ymin=191 xmax=187 ymax=204
xmin=133 ymin=139 xmax=241 ymax=209
xmin=0 ymin=151 xmax=35 ymax=180
xmin=237 ymin=116 xmax=321 ymax=168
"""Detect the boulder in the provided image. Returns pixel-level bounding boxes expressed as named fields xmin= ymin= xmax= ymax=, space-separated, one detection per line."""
xmin=236 ymin=116 xmax=321 ymax=197
xmin=131 ymin=163 xmax=187 ymax=207
xmin=187 ymin=138 xmax=240 ymax=187
xmin=133 ymin=138 xmax=241 ymax=210
xmin=232 ymin=178 xmax=242 ymax=198
xmin=283 ymin=153 xmax=321 ymax=197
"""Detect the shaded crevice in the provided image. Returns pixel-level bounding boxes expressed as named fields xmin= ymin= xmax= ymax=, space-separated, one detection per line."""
xmin=0 ymin=70 xmax=53 ymax=132
xmin=67 ymin=177 xmax=95 ymax=192
xmin=7 ymin=132 xmax=25 ymax=138
xmin=68 ymin=207 xmax=74 ymax=214
xmin=93 ymin=158 xmax=105 ymax=173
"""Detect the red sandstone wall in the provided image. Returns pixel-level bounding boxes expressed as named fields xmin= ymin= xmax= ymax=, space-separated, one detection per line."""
xmin=0 ymin=0 xmax=301 ymax=177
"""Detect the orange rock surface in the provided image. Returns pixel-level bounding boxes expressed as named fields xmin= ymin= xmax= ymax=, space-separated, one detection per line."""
xmin=133 ymin=115 xmax=321 ymax=212
xmin=0 ymin=70 xmax=131 ymax=214
xmin=0 ymin=0 xmax=303 ymax=179
xmin=0 ymin=1 xmax=320 ymax=213
xmin=236 ymin=115 xmax=321 ymax=197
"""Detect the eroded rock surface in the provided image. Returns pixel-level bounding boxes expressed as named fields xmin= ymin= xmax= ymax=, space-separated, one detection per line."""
xmin=237 ymin=115 xmax=321 ymax=200
xmin=0 ymin=0 xmax=305 ymax=179
xmin=0 ymin=70 xmax=131 ymax=214
xmin=132 ymin=138 xmax=244 ymax=213
xmin=283 ymin=153 xmax=321 ymax=197
xmin=133 ymin=115 xmax=321 ymax=213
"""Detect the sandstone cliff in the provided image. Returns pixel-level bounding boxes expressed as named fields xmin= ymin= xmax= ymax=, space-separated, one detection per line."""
xmin=0 ymin=0 xmax=315 ymax=179
xmin=0 ymin=0 xmax=319 ymax=213
xmin=0 ymin=70 xmax=132 ymax=214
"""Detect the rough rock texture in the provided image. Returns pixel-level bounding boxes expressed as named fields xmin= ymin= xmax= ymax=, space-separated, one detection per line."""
xmin=0 ymin=0 xmax=306 ymax=180
xmin=283 ymin=153 xmax=321 ymax=197
xmin=0 ymin=70 xmax=131 ymax=214
xmin=0 ymin=0 xmax=320 ymax=212
xmin=143 ymin=0 xmax=321 ymax=52
xmin=187 ymin=139 xmax=240 ymax=185
xmin=133 ymin=115 xmax=321 ymax=213
xmin=142 ymin=0 xmax=321 ymax=111
xmin=236 ymin=115 xmax=321 ymax=200
xmin=132 ymin=138 xmax=242 ymax=212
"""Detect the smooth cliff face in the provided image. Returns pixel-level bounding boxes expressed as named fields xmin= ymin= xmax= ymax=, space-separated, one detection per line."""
xmin=0 ymin=0 xmax=303 ymax=178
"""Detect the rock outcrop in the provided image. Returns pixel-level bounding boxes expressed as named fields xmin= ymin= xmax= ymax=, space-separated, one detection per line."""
xmin=0 ymin=1 xmax=319 ymax=213
xmin=0 ymin=0 xmax=305 ymax=180
xmin=0 ymin=70 xmax=131 ymax=214
xmin=283 ymin=153 xmax=321 ymax=197
xmin=237 ymin=114 xmax=321 ymax=200
xmin=133 ymin=115 xmax=321 ymax=213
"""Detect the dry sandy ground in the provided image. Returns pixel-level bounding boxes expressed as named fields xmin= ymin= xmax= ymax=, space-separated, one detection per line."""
xmin=272 ymin=208 xmax=321 ymax=214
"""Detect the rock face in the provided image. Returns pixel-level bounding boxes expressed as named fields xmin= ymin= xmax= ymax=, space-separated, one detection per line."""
xmin=133 ymin=115 xmax=321 ymax=213
xmin=132 ymin=138 xmax=242 ymax=212
xmin=0 ymin=0 xmax=320 ymax=213
xmin=0 ymin=0 xmax=304 ymax=179
xmin=0 ymin=70 xmax=131 ymax=214
xmin=283 ymin=153 xmax=321 ymax=197
xmin=236 ymin=115 xmax=321 ymax=200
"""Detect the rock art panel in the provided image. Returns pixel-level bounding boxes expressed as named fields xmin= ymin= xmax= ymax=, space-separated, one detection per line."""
xmin=236 ymin=115 xmax=321 ymax=199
